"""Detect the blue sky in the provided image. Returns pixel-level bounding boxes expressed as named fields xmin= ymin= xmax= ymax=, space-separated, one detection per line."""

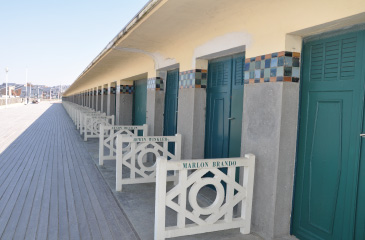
xmin=0 ymin=0 xmax=149 ymax=87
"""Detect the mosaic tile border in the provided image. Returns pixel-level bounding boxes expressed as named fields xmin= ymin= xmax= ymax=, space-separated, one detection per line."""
xmin=147 ymin=77 xmax=164 ymax=91
xmin=244 ymin=51 xmax=300 ymax=84
xmin=120 ymin=85 xmax=134 ymax=94
xmin=179 ymin=69 xmax=207 ymax=89
xmin=98 ymin=90 xmax=102 ymax=96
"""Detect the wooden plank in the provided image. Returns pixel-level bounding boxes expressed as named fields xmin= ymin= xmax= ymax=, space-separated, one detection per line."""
xmin=68 ymin=130 xmax=104 ymax=240
xmin=59 ymin=116 xmax=82 ymax=240
xmin=0 ymin=111 xmax=48 ymax=238
xmin=24 ymin=125 xmax=54 ymax=239
xmin=10 ymin=111 xmax=54 ymax=240
xmin=0 ymin=103 xmax=140 ymax=240
xmin=62 ymin=128 xmax=93 ymax=240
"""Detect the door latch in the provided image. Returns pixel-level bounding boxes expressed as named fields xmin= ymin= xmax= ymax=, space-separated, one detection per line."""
xmin=361 ymin=134 xmax=365 ymax=137
xmin=228 ymin=117 xmax=235 ymax=120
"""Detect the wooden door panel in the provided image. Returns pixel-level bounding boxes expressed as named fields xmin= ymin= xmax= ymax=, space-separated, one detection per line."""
xmin=293 ymin=30 xmax=365 ymax=240
xmin=133 ymin=80 xmax=147 ymax=126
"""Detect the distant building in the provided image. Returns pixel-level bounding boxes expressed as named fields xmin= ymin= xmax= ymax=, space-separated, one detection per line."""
xmin=0 ymin=82 xmax=68 ymax=99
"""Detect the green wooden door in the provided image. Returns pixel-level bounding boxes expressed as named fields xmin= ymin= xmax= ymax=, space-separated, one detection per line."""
xmin=164 ymin=69 xmax=179 ymax=154
xmin=133 ymin=79 xmax=147 ymax=125
xmin=97 ymin=90 xmax=101 ymax=111
xmin=110 ymin=86 xmax=116 ymax=120
xmin=164 ymin=69 xmax=179 ymax=136
xmin=205 ymin=54 xmax=244 ymax=159
xmin=292 ymin=30 xmax=365 ymax=240
xmin=229 ymin=56 xmax=245 ymax=158
xmin=103 ymin=88 xmax=108 ymax=114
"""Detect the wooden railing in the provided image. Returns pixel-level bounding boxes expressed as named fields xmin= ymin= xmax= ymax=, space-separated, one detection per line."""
xmin=115 ymin=134 xmax=182 ymax=191
xmin=154 ymin=155 xmax=255 ymax=240
xmin=99 ymin=124 xmax=148 ymax=165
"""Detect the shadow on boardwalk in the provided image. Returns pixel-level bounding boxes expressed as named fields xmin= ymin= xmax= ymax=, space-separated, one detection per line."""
xmin=0 ymin=103 xmax=139 ymax=240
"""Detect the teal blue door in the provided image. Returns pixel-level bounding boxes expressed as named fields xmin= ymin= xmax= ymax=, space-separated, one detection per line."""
xmin=110 ymin=86 xmax=116 ymax=121
xmin=103 ymin=88 xmax=108 ymax=114
xmin=205 ymin=54 xmax=244 ymax=159
xmin=97 ymin=90 xmax=101 ymax=111
xmin=292 ymin=30 xmax=365 ymax=240
xmin=163 ymin=69 xmax=179 ymax=137
xmin=133 ymin=79 xmax=147 ymax=126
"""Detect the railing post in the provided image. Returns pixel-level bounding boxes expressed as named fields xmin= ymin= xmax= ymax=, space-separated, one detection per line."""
xmin=155 ymin=157 xmax=167 ymax=240
xmin=83 ymin=116 xmax=88 ymax=141
xmin=177 ymin=168 xmax=187 ymax=228
xmin=99 ymin=124 xmax=105 ymax=165
xmin=174 ymin=133 xmax=182 ymax=185
xmin=143 ymin=124 xmax=148 ymax=136
xmin=116 ymin=135 xmax=124 ymax=192
xmin=241 ymin=154 xmax=255 ymax=234
xmin=225 ymin=166 xmax=235 ymax=222
xmin=174 ymin=134 xmax=182 ymax=161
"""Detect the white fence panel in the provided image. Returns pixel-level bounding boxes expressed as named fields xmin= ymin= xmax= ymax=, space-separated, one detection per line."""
xmin=99 ymin=124 xmax=148 ymax=165
xmin=115 ymin=134 xmax=182 ymax=191
xmin=79 ymin=112 xmax=105 ymax=134
xmin=154 ymin=155 xmax=255 ymax=240
xmin=83 ymin=115 xmax=114 ymax=141
xmin=76 ymin=109 xmax=94 ymax=130
xmin=62 ymin=102 xmax=93 ymax=127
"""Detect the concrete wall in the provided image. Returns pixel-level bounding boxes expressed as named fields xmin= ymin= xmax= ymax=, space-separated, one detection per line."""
xmin=146 ymin=90 xmax=164 ymax=136
xmin=177 ymin=88 xmax=206 ymax=160
xmin=118 ymin=94 xmax=133 ymax=125
xmin=241 ymin=82 xmax=299 ymax=239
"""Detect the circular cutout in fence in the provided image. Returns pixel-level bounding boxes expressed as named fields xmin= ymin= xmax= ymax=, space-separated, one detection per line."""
xmin=197 ymin=184 xmax=216 ymax=208
xmin=189 ymin=178 xmax=224 ymax=216
xmin=122 ymin=142 xmax=131 ymax=152
xmin=143 ymin=152 xmax=157 ymax=168
xmin=137 ymin=148 xmax=159 ymax=171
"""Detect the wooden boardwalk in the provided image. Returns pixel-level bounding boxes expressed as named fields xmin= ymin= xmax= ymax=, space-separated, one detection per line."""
xmin=0 ymin=102 xmax=139 ymax=240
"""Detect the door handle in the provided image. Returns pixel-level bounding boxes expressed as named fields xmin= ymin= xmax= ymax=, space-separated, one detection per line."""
xmin=361 ymin=134 xmax=365 ymax=137
xmin=228 ymin=117 xmax=235 ymax=120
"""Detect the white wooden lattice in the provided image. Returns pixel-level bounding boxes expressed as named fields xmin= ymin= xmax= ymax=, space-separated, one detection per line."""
xmin=77 ymin=109 xmax=95 ymax=130
xmin=83 ymin=115 xmax=114 ymax=141
xmin=99 ymin=124 xmax=148 ymax=165
xmin=79 ymin=112 xmax=105 ymax=134
xmin=62 ymin=102 xmax=94 ymax=128
xmin=154 ymin=155 xmax=255 ymax=240
xmin=115 ymin=134 xmax=182 ymax=192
